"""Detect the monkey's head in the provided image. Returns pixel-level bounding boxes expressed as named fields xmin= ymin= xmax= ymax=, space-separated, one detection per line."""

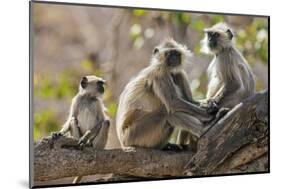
xmin=201 ymin=22 xmax=234 ymax=54
xmin=79 ymin=75 xmax=106 ymax=97
xmin=151 ymin=39 xmax=192 ymax=72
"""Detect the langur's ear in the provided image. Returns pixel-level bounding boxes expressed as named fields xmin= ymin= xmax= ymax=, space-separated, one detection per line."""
xmin=80 ymin=76 xmax=88 ymax=89
xmin=153 ymin=47 xmax=159 ymax=54
xmin=226 ymin=29 xmax=233 ymax=40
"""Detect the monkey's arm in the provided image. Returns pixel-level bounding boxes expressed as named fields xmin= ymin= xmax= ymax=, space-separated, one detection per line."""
xmin=211 ymin=79 xmax=241 ymax=108
xmin=60 ymin=117 xmax=78 ymax=135
xmin=52 ymin=97 xmax=80 ymax=138
xmin=153 ymin=76 xmax=213 ymax=121
xmin=206 ymin=76 xmax=223 ymax=99
xmin=171 ymin=71 xmax=195 ymax=103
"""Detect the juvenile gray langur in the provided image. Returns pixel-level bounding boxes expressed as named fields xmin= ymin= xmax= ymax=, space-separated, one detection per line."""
xmin=200 ymin=22 xmax=255 ymax=113
xmin=116 ymin=39 xmax=218 ymax=150
xmin=52 ymin=75 xmax=110 ymax=183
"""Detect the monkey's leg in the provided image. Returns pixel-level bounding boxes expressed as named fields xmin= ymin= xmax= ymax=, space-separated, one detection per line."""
xmin=90 ymin=120 xmax=110 ymax=149
xmin=177 ymin=130 xmax=198 ymax=152
xmin=177 ymin=130 xmax=189 ymax=144
xmin=177 ymin=130 xmax=190 ymax=150
xmin=122 ymin=111 xmax=173 ymax=149
xmin=78 ymin=121 xmax=103 ymax=148
xmin=188 ymin=135 xmax=198 ymax=152
xmin=167 ymin=112 xmax=206 ymax=138
xmin=73 ymin=176 xmax=82 ymax=184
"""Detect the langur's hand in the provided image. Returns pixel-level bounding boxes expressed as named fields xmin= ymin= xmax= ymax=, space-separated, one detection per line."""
xmin=205 ymin=99 xmax=219 ymax=114
xmin=78 ymin=137 xmax=88 ymax=150
xmin=200 ymin=99 xmax=218 ymax=114
xmin=51 ymin=132 xmax=62 ymax=139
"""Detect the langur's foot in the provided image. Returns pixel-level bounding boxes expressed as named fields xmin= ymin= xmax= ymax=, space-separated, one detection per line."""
xmin=122 ymin=146 xmax=136 ymax=152
xmin=163 ymin=143 xmax=183 ymax=152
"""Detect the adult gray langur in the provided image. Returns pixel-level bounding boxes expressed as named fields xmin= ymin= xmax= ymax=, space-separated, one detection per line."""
xmin=116 ymin=39 xmax=220 ymax=150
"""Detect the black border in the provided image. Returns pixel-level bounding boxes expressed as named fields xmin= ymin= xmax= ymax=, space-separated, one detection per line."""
xmin=29 ymin=0 xmax=270 ymax=188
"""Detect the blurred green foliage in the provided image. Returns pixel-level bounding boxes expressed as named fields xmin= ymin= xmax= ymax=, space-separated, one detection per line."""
xmin=34 ymin=71 xmax=77 ymax=99
xmin=34 ymin=110 xmax=59 ymax=140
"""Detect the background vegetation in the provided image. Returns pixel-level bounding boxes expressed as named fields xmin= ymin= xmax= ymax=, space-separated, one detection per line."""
xmin=33 ymin=4 xmax=268 ymax=148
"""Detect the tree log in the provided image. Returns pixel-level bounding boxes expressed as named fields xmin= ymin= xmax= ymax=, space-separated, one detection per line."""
xmin=33 ymin=91 xmax=268 ymax=182
xmin=34 ymin=137 xmax=194 ymax=182
xmin=184 ymin=91 xmax=268 ymax=176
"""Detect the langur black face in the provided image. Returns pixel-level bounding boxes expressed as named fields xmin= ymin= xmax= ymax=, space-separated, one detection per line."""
xmin=96 ymin=80 xmax=105 ymax=94
xmin=207 ymin=31 xmax=220 ymax=50
xmin=152 ymin=39 xmax=190 ymax=70
xmin=153 ymin=47 xmax=182 ymax=67
xmin=165 ymin=49 xmax=181 ymax=67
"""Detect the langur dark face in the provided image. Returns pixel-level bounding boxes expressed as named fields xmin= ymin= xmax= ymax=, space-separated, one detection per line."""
xmin=96 ymin=80 xmax=105 ymax=94
xmin=164 ymin=49 xmax=182 ymax=67
xmin=153 ymin=47 xmax=182 ymax=67
xmin=207 ymin=31 xmax=220 ymax=50
xmin=153 ymin=39 xmax=190 ymax=69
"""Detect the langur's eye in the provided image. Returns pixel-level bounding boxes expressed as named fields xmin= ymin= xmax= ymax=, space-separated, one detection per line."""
xmin=97 ymin=80 xmax=105 ymax=86
xmin=214 ymin=32 xmax=220 ymax=38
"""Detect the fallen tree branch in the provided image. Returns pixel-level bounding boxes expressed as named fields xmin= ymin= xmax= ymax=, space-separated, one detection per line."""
xmin=33 ymin=91 xmax=268 ymax=182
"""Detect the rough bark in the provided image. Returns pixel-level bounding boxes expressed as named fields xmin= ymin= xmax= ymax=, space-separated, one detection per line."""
xmin=184 ymin=91 xmax=268 ymax=176
xmin=33 ymin=91 xmax=268 ymax=182
xmin=34 ymin=137 xmax=194 ymax=182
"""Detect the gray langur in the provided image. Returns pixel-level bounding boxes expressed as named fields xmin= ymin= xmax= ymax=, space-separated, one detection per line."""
xmin=200 ymin=22 xmax=256 ymax=113
xmin=52 ymin=75 xmax=110 ymax=183
xmin=116 ymin=39 xmax=218 ymax=150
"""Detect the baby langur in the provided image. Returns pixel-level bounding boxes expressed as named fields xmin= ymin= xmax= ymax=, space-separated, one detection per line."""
xmin=116 ymin=39 xmax=218 ymax=150
xmin=200 ymin=22 xmax=255 ymax=113
xmin=52 ymin=75 xmax=110 ymax=183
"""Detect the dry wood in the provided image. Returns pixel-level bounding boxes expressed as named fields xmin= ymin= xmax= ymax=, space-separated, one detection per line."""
xmin=33 ymin=91 xmax=268 ymax=182
xmin=34 ymin=136 xmax=194 ymax=182
xmin=184 ymin=91 xmax=268 ymax=176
